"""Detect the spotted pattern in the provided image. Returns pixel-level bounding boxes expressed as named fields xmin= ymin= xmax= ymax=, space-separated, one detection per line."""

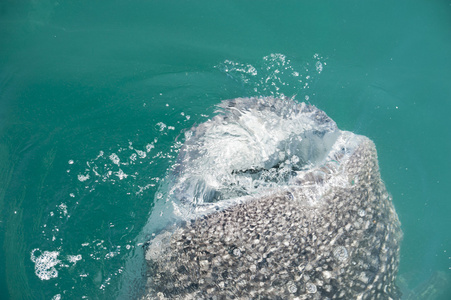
xmin=141 ymin=138 xmax=402 ymax=300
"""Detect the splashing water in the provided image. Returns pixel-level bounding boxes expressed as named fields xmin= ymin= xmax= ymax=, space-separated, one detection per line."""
xmin=29 ymin=53 xmax=329 ymax=299
xmin=216 ymin=53 xmax=326 ymax=98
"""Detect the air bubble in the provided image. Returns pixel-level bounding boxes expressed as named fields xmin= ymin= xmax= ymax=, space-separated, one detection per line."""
xmin=109 ymin=153 xmax=120 ymax=165
xmin=315 ymin=61 xmax=323 ymax=73
xmin=358 ymin=209 xmax=366 ymax=217
xmin=67 ymin=254 xmax=82 ymax=265
xmin=77 ymin=174 xmax=90 ymax=182
xmin=30 ymin=249 xmax=60 ymax=280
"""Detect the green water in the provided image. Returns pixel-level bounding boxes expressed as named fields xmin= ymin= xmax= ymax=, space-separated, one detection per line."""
xmin=1 ymin=1 xmax=450 ymax=299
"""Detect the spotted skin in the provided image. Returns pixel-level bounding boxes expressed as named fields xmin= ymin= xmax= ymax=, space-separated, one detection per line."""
xmin=142 ymin=137 xmax=402 ymax=300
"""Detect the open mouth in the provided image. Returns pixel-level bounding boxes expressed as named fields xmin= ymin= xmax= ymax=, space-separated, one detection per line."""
xmin=165 ymin=97 xmax=363 ymax=209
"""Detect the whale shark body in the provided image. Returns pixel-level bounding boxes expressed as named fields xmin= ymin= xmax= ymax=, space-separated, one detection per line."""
xmin=141 ymin=97 xmax=402 ymax=299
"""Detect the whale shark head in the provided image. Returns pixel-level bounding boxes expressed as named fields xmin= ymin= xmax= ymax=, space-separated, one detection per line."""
xmin=142 ymin=97 xmax=402 ymax=299
xmin=164 ymin=97 xmax=366 ymax=218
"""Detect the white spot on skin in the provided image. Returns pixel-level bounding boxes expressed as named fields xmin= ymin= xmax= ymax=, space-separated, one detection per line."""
xmin=306 ymin=282 xmax=317 ymax=293
xmin=287 ymin=281 xmax=297 ymax=293
xmin=333 ymin=246 xmax=349 ymax=262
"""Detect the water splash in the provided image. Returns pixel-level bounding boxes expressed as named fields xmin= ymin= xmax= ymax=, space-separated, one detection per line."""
xmin=149 ymin=97 xmax=364 ymax=226
xmin=216 ymin=53 xmax=326 ymax=98
xmin=30 ymin=249 xmax=82 ymax=281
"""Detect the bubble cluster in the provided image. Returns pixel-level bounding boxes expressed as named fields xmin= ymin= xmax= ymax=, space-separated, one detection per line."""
xmin=30 ymin=249 xmax=60 ymax=280
xmin=67 ymin=254 xmax=82 ymax=265
xmin=216 ymin=53 xmax=327 ymax=97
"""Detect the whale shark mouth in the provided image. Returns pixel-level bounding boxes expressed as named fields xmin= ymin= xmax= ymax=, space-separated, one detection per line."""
xmin=141 ymin=97 xmax=402 ymax=300
xmin=163 ymin=96 xmax=362 ymax=217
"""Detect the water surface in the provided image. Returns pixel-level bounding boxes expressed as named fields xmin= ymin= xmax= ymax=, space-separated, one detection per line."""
xmin=1 ymin=1 xmax=450 ymax=299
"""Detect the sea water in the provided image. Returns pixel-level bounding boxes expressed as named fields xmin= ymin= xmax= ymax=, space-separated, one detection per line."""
xmin=1 ymin=1 xmax=450 ymax=299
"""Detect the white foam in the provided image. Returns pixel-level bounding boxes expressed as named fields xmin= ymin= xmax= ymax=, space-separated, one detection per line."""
xmin=115 ymin=169 xmax=128 ymax=180
xmin=67 ymin=254 xmax=82 ymax=265
xmin=109 ymin=153 xmax=120 ymax=165
xmin=58 ymin=203 xmax=68 ymax=216
xmin=156 ymin=122 xmax=167 ymax=131
xmin=315 ymin=61 xmax=323 ymax=73
xmin=136 ymin=149 xmax=146 ymax=158
xmin=30 ymin=249 xmax=60 ymax=280
xmin=77 ymin=174 xmax=90 ymax=182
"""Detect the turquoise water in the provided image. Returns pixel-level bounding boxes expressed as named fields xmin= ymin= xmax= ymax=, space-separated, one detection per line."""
xmin=1 ymin=1 xmax=450 ymax=299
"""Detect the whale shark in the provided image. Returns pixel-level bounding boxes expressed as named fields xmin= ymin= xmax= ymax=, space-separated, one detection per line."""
xmin=140 ymin=97 xmax=402 ymax=299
